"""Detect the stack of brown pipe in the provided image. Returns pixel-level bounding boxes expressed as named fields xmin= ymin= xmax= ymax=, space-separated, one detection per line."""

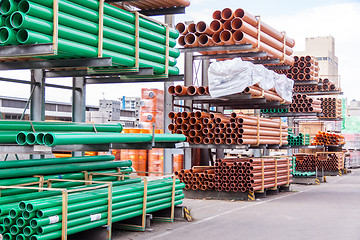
xmin=175 ymin=167 xmax=215 ymax=190
xmin=294 ymin=154 xmax=316 ymax=172
xmin=276 ymin=56 xmax=319 ymax=82
xmin=168 ymin=85 xmax=209 ymax=96
xmin=168 ymin=111 xmax=289 ymax=146
xmin=176 ymin=8 xmax=295 ymax=65
xmin=289 ymin=94 xmax=322 ymax=113
xmin=312 ymin=131 xmax=345 ymax=146
xmin=215 ymin=158 xmax=292 ymax=192
xmin=293 ymin=78 xmax=339 ymax=93
xmin=119 ymin=0 xmax=190 ymax=10
xmin=319 ymin=98 xmax=342 ymax=118
xmin=295 ymin=153 xmax=344 ymax=171
xmin=168 ymin=85 xmax=289 ymax=103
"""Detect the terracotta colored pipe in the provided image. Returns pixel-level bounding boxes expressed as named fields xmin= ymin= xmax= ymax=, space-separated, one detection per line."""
xmin=175 ymin=117 xmax=187 ymax=125
xmin=215 ymin=117 xmax=231 ymax=124
xmin=220 ymin=30 xmax=235 ymax=45
xmin=210 ymin=19 xmax=223 ymax=33
xmin=176 ymin=22 xmax=188 ymax=35
xmin=197 ymin=86 xmax=207 ymax=95
xmin=214 ymin=128 xmax=224 ymax=134
xmin=212 ymin=31 xmax=227 ymax=54
xmin=244 ymin=86 xmax=284 ymax=102
xmin=219 ymin=122 xmax=226 ymax=129
xmin=168 ymin=85 xmax=176 ymax=95
xmin=176 ymin=112 xmax=182 ymax=118
xmin=205 ymin=86 xmax=210 ymax=95
xmin=226 ymin=138 xmax=236 ymax=145
xmin=189 ymin=117 xmax=201 ymax=125
xmin=221 ymin=8 xmax=234 ymax=21
xmin=187 ymin=23 xmax=196 ymax=33
xmin=196 ymin=21 xmax=215 ymax=36
xmin=238 ymin=138 xmax=288 ymax=145
xmin=168 ymin=111 xmax=176 ymax=119
xmin=178 ymin=35 xmax=186 ymax=47
xmin=231 ymin=18 xmax=293 ymax=55
xmin=189 ymin=129 xmax=199 ymax=137
xmin=298 ymin=61 xmax=305 ymax=68
xmin=187 ymin=85 xmax=198 ymax=96
xmin=203 ymin=137 xmax=213 ymax=144
xmin=184 ymin=33 xmax=200 ymax=48
xmin=202 ymin=118 xmax=211 ymax=125
xmin=215 ymin=138 xmax=225 ymax=144
xmin=175 ymin=85 xmax=188 ymax=95
xmin=168 ymin=123 xmax=176 ymax=131
xmin=193 ymin=136 xmax=203 ymax=144
xmin=223 ymin=20 xmax=232 ymax=31
xmin=240 ymin=128 xmax=287 ymax=137
xmin=233 ymin=8 xmax=295 ymax=48
xmin=202 ymin=128 xmax=209 ymax=135
xmin=208 ymin=132 xmax=215 ymax=139
xmin=195 ymin=111 xmax=210 ymax=119
xmin=291 ymin=68 xmax=299 ymax=74
xmin=181 ymin=111 xmax=190 ymax=119
xmin=213 ymin=10 xmax=222 ymax=21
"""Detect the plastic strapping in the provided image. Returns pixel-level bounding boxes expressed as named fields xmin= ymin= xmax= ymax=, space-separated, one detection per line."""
xmin=98 ymin=0 xmax=105 ymax=58
xmin=256 ymin=115 xmax=260 ymax=146
xmin=256 ymin=16 xmax=261 ymax=51
xmin=279 ymin=120 xmax=282 ymax=146
xmin=281 ymin=31 xmax=286 ymax=63
xmin=274 ymin=159 xmax=278 ymax=187
xmin=141 ymin=178 xmax=148 ymax=228
xmin=261 ymin=159 xmax=265 ymax=191
xmin=30 ymin=122 xmax=36 ymax=133
xmin=287 ymin=158 xmax=290 ymax=184
xmin=61 ymin=190 xmax=68 ymax=240
xmin=92 ymin=124 xmax=98 ymax=133
xmin=53 ymin=0 xmax=59 ymax=55
xmin=134 ymin=12 xmax=140 ymax=69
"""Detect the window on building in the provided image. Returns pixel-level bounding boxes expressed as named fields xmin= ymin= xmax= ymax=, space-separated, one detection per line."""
xmin=2 ymin=99 xmax=28 ymax=109
xmin=57 ymin=105 xmax=72 ymax=112
xmin=45 ymin=103 xmax=56 ymax=111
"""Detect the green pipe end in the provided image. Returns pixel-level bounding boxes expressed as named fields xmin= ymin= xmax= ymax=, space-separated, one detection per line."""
xmin=3 ymin=217 xmax=12 ymax=226
xmin=43 ymin=133 xmax=55 ymax=147
xmin=26 ymin=132 xmax=37 ymax=145
xmin=23 ymin=226 xmax=34 ymax=236
xmin=29 ymin=219 xmax=38 ymax=228
xmin=16 ymin=217 xmax=26 ymax=228
xmin=16 ymin=132 xmax=27 ymax=145
xmin=0 ymin=224 xmax=6 ymax=234
xmin=16 ymin=234 xmax=26 ymax=240
xmin=36 ymin=133 xmax=45 ymax=145
xmin=9 ymin=208 xmax=19 ymax=218
xmin=18 ymin=201 xmax=27 ymax=211
xmin=9 ymin=11 xmax=24 ymax=29
xmin=0 ymin=26 xmax=17 ymax=45
xmin=22 ymin=210 xmax=33 ymax=220
xmin=17 ymin=0 xmax=29 ymax=14
xmin=3 ymin=233 xmax=14 ymax=240
xmin=0 ymin=0 xmax=17 ymax=16
xmin=35 ymin=210 xmax=43 ymax=219
xmin=10 ymin=225 xmax=20 ymax=235
xmin=36 ymin=227 xmax=43 ymax=235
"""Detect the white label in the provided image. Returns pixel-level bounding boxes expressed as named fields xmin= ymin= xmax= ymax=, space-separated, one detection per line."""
xmin=49 ymin=215 xmax=60 ymax=224
xmin=34 ymin=145 xmax=52 ymax=152
xmin=175 ymin=142 xmax=189 ymax=148
xmin=90 ymin=214 xmax=102 ymax=222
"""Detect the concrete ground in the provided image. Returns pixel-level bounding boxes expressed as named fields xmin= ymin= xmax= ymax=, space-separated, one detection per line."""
xmin=113 ymin=168 xmax=360 ymax=240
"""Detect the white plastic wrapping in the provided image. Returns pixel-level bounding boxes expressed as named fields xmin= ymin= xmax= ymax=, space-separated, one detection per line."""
xmin=208 ymin=58 xmax=294 ymax=102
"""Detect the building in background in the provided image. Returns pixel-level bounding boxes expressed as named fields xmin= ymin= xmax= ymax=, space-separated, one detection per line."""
xmin=295 ymin=36 xmax=339 ymax=85
xmin=348 ymin=100 xmax=360 ymax=117
xmin=0 ymin=95 xmax=98 ymax=121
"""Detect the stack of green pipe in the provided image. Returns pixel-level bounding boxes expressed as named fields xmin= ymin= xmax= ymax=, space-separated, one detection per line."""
xmin=292 ymin=171 xmax=316 ymax=177
xmin=261 ymin=108 xmax=289 ymax=113
xmin=0 ymin=0 xmax=180 ymax=75
xmin=287 ymin=130 xmax=304 ymax=146
xmin=15 ymin=132 xmax=186 ymax=146
xmin=0 ymin=178 xmax=185 ymax=240
xmin=304 ymin=134 xmax=310 ymax=145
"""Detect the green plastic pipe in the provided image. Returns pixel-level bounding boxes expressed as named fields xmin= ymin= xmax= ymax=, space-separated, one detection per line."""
xmin=10 ymin=225 xmax=22 ymax=235
xmin=0 ymin=160 xmax=131 ymax=179
xmin=3 ymin=216 xmax=15 ymax=226
xmin=0 ymin=155 xmax=116 ymax=169
xmin=9 ymin=209 xmax=22 ymax=219
xmin=16 ymin=235 xmax=28 ymax=240
xmin=4 ymin=16 xmax=12 ymax=27
xmin=23 ymin=226 xmax=36 ymax=236
xmin=154 ymin=134 xmax=187 ymax=142
xmin=3 ymin=233 xmax=16 ymax=240
xmin=0 ymin=224 xmax=8 ymax=234
xmin=0 ymin=0 xmax=18 ymax=16
xmin=25 ymin=132 xmax=37 ymax=145
xmin=17 ymin=1 xmax=179 ymax=58
xmin=0 ymin=120 xmax=123 ymax=132
xmin=0 ymin=26 xmax=18 ymax=45
xmin=16 ymin=217 xmax=29 ymax=228
xmin=0 ymin=131 xmax=19 ymax=144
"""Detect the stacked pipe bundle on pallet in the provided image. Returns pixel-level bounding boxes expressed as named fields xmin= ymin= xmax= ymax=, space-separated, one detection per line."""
xmin=276 ymin=56 xmax=319 ymax=82
xmin=312 ymin=131 xmax=345 ymax=146
xmin=215 ymin=158 xmax=292 ymax=192
xmin=168 ymin=111 xmax=289 ymax=146
xmin=294 ymin=154 xmax=316 ymax=172
xmin=287 ymin=130 xmax=310 ymax=146
xmin=319 ymin=98 xmax=342 ymax=118
xmin=261 ymin=108 xmax=289 ymax=114
xmin=0 ymin=156 xmax=185 ymax=239
xmin=293 ymin=78 xmax=340 ymax=93
xmin=119 ymin=0 xmax=190 ymax=10
xmin=0 ymin=0 xmax=180 ymax=75
xmin=176 ymin=8 xmax=295 ymax=65
xmin=169 ymin=85 xmax=288 ymax=103
xmin=175 ymin=167 xmax=215 ymax=191
xmin=289 ymin=94 xmax=322 ymax=113
xmin=316 ymin=152 xmax=345 ymax=171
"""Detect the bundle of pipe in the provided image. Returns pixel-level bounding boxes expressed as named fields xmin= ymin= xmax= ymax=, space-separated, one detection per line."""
xmin=287 ymin=131 xmax=306 ymax=146
xmin=118 ymin=0 xmax=190 ymax=10
xmin=318 ymin=97 xmax=342 ymax=118
xmin=175 ymin=167 xmax=215 ymax=191
xmin=292 ymin=171 xmax=316 ymax=177
xmin=312 ymin=131 xmax=345 ymax=146
xmin=316 ymin=152 xmax=344 ymax=171
xmin=316 ymin=78 xmax=339 ymax=92
xmin=0 ymin=0 xmax=180 ymax=75
xmin=215 ymin=158 xmax=292 ymax=192
xmin=176 ymin=8 xmax=295 ymax=65
xmin=294 ymin=154 xmax=316 ymax=172
xmin=276 ymin=55 xmax=319 ymax=82
xmin=293 ymin=85 xmax=317 ymax=93
xmin=169 ymin=84 xmax=289 ymax=104
xmin=168 ymin=111 xmax=288 ymax=146
xmin=289 ymin=94 xmax=322 ymax=113
xmin=15 ymin=132 xmax=186 ymax=146
xmin=168 ymin=85 xmax=209 ymax=96
xmin=261 ymin=108 xmax=289 ymax=114
xmin=0 ymin=177 xmax=185 ymax=239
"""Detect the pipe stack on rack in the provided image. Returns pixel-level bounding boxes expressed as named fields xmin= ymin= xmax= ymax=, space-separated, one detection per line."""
xmin=0 ymin=0 xmax=180 ymax=75
xmin=287 ymin=131 xmax=310 ymax=146
xmin=312 ymin=131 xmax=345 ymax=146
xmin=214 ymin=158 xmax=292 ymax=192
xmin=276 ymin=56 xmax=319 ymax=82
xmin=261 ymin=108 xmax=289 ymax=114
xmin=176 ymin=8 xmax=295 ymax=65
xmin=316 ymin=153 xmax=344 ymax=171
xmin=168 ymin=85 xmax=209 ymax=96
xmin=293 ymin=78 xmax=340 ymax=93
xmin=319 ymin=98 xmax=342 ymax=118
xmin=168 ymin=111 xmax=289 ymax=146
xmin=119 ymin=0 xmax=190 ymax=10
xmin=175 ymin=167 xmax=215 ymax=191
xmin=294 ymin=154 xmax=316 ymax=171
xmin=289 ymin=94 xmax=322 ymax=113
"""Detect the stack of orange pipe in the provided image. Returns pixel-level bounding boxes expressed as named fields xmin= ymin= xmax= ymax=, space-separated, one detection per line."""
xmin=319 ymin=98 xmax=342 ymax=118
xmin=168 ymin=111 xmax=288 ymax=146
xmin=276 ymin=55 xmax=319 ymax=82
xmin=215 ymin=158 xmax=292 ymax=192
xmin=176 ymin=8 xmax=295 ymax=65
xmin=294 ymin=154 xmax=316 ymax=171
xmin=312 ymin=131 xmax=345 ymax=146
xmin=168 ymin=85 xmax=288 ymax=103
xmin=119 ymin=0 xmax=190 ymax=10
xmin=316 ymin=153 xmax=345 ymax=171
xmin=289 ymin=94 xmax=322 ymax=113
xmin=175 ymin=167 xmax=215 ymax=190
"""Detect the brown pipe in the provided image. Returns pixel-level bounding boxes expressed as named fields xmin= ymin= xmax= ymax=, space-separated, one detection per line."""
xmin=213 ymin=10 xmax=222 ymax=21
xmin=203 ymin=137 xmax=214 ymax=144
xmin=184 ymin=33 xmax=199 ymax=47
xmin=168 ymin=112 xmax=176 ymax=119
xmin=221 ymin=8 xmax=234 ymax=21
xmin=210 ymin=19 xmax=223 ymax=33
xmin=195 ymin=111 xmax=210 ymax=119
xmin=176 ymin=22 xmax=188 ymax=35
xmin=196 ymin=21 xmax=214 ymax=36
xmin=187 ymin=85 xmax=198 ymax=96
xmin=187 ymin=23 xmax=196 ymax=33
xmin=168 ymin=85 xmax=176 ymax=95
xmin=175 ymin=85 xmax=188 ymax=96
xmin=223 ymin=20 xmax=232 ymax=31
xmin=220 ymin=30 xmax=235 ymax=45
xmin=197 ymin=86 xmax=207 ymax=95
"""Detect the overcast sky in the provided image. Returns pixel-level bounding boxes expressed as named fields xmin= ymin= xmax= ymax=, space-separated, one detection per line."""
xmin=0 ymin=0 xmax=359 ymax=105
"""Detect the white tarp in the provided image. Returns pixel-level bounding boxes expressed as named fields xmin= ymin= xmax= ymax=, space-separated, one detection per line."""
xmin=208 ymin=58 xmax=294 ymax=102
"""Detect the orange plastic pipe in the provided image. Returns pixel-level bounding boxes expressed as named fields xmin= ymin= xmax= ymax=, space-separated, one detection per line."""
xmin=221 ymin=8 xmax=234 ymax=21
xmin=176 ymin=22 xmax=188 ymax=35
xmin=196 ymin=21 xmax=214 ymax=36
xmin=184 ymin=33 xmax=199 ymax=47
xmin=210 ymin=20 xmax=223 ymax=33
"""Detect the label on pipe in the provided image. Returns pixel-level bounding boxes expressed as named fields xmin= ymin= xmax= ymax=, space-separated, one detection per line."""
xmin=90 ymin=213 xmax=102 ymax=221
xmin=49 ymin=215 xmax=60 ymax=224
